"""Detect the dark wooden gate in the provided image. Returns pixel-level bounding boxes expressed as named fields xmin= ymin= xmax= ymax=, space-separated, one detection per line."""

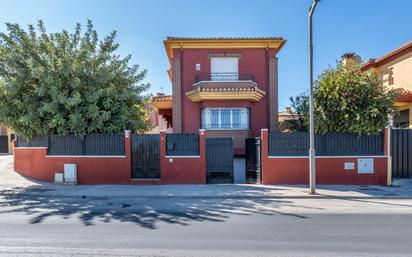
xmin=131 ymin=134 xmax=160 ymax=179
xmin=391 ymin=129 xmax=412 ymax=178
xmin=0 ymin=136 xmax=8 ymax=153
xmin=245 ymin=137 xmax=261 ymax=184
xmin=206 ymin=138 xmax=233 ymax=183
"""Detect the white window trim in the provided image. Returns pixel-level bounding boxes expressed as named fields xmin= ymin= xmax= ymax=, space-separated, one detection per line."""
xmin=201 ymin=107 xmax=249 ymax=130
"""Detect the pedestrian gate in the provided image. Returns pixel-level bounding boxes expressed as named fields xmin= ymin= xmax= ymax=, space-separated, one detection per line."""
xmin=206 ymin=138 xmax=234 ymax=183
xmin=0 ymin=136 xmax=8 ymax=153
xmin=245 ymin=137 xmax=261 ymax=184
xmin=131 ymin=134 xmax=160 ymax=179
xmin=391 ymin=129 xmax=412 ymax=178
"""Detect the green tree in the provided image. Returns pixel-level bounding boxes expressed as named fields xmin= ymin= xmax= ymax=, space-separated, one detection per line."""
xmin=289 ymin=62 xmax=398 ymax=135
xmin=0 ymin=20 xmax=151 ymax=138
xmin=286 ymin=92 xmax=309 ymax=132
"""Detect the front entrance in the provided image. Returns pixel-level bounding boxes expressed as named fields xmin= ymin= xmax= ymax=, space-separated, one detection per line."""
xmin=131 ymin=134 xmax=160 ymax=179
xmin=0 ymin=136 xmax=8 ymax=153
xmin=206 ymin=138 xmax=234 ymax=183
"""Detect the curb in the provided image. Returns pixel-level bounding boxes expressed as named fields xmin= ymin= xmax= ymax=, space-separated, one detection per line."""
xmin=1 ymin=191 xmax=411 ymax=200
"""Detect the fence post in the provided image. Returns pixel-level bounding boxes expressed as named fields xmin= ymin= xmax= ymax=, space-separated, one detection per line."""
xmin=199 ymin=129 xmax=206 ymax=184
xmin=160 ymin=130 xmax=167 ymax=181
xmin=385 ymin=128 xmax=392 ymax=186
xmin=260 ymin=129 xmax=269 ymax=184
xmin=124 ymin=130 xmax=132 ymax=180
xmin=124 ymin=130 xmax=131 ymax=154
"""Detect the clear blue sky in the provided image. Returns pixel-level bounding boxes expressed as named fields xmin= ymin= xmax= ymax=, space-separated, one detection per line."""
xmin=1 ymin=0 xmax=411 ymax=110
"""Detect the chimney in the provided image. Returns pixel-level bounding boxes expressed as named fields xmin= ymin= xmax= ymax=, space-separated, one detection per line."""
xmin=285 ymin=107 xmax=292 ymax=114
xmin=341 ymin=53 xmax=361 ymax=66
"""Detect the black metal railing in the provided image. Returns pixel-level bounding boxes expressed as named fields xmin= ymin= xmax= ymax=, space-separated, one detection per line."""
xmin=268 ymin=132 xmax=384 ymax=156
xmin=16 ymin=135 xmax=49 ymax=147
xmin=195 ymin=72 xmax=255 ymax=83
xmin=16 ymin=134 xmax=125 ymax=156
xmin=166 ymin=133 xmax=199 ymax=156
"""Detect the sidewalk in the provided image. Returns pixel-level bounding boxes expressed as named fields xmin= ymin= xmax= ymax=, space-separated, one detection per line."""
xmin=2 ymin=155 xmax=412 ymax=199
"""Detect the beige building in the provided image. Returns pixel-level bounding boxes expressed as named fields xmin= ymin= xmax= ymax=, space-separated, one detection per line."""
xmin=360 ymin=41 xmax=412 ymax=128
xmin=278 ymin=107 xmax=300 ymax=132
xmin=278 ymin=107 xmax=298 ymax=122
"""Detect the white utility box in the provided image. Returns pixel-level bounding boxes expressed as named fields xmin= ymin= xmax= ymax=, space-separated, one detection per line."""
xmin=358 ymin=159 xmax=374 ymax=174
xmin=54 ymin=173 xmax=64 ymax=183
xmin=64 ymin=164 xmax=77 ymax=184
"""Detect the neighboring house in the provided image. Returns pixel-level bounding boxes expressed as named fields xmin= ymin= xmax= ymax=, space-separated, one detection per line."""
xmin=278 ymin=106 xmax=300 ymax=132
xmin=278 ymin=106 xmax=298 ymax=123
xmin=0 ymin=125 xmax=14 ymax=153
xmin=152 ymin=36 xmax=285 ymax=154
xmin=358 ymin=41 xmax=412 ymax=128
xmin=148 ymin=93 xmax=173 ymax=134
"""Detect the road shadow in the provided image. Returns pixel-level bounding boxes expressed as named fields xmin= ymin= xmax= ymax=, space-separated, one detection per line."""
xmin=0 ymin=186 xmax=317 ymax=229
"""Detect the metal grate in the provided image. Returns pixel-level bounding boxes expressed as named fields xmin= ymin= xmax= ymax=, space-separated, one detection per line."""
xmin=166 ymin=133 xmax=199 ymax=156
xmin=268 ymin=132 xmax=384 ymax=156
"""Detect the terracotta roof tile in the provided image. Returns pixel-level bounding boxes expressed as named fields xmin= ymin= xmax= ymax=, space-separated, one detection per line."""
xmin=166 ymin=36 xmax=284 ymax=41
xmin=153 ymin=95 xmax=172 ymax=102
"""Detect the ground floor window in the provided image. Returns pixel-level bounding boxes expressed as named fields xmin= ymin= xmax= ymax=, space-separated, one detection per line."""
xmin=201 ymin=107 xmax=249 ymax=129
xmin=393 ymin=109 xmax=410 ymax=128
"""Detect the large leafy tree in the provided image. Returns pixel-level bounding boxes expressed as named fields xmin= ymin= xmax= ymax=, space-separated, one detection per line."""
xmin=0 ymin=20 xmax=151 ymax=138
xmin=289 ymin=61 xmax=398 ymax=135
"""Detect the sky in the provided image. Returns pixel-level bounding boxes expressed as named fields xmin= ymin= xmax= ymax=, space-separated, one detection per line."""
xmin=1 ymin=0 xmax=412 ymax=111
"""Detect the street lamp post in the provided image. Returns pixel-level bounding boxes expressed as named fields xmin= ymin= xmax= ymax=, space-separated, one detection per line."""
xmin=308 ymin=0 xmax=319 ymax=195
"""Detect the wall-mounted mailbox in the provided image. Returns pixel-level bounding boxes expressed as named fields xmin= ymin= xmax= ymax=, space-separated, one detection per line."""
xmin=344 ymin=162 xmax=355 ymax=170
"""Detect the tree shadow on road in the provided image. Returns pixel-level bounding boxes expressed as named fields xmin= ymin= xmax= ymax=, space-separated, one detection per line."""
xmin=0 ymin=186 xmax=319 ymax=229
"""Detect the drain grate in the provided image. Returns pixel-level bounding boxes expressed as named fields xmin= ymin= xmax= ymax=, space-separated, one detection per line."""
xmin=28 ymin=188 xmax=56 ymax=193
xmin=358 ymin=187 xmax=384 ymax=192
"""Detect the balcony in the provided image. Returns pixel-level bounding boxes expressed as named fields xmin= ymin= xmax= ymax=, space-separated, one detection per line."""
xmin=195 ymin=72 xmax=255 ymax=83
xmin=187 ymin=72 xmax=265 ymax=103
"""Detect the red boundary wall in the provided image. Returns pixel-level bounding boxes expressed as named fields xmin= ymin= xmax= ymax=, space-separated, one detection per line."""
xmin=14 ymin=130 xmax=207 ymax=185
xmin=260 ymin=129 xmax=390 ymax=186
xmin=14 ymin=129 xmax=389 ymax=186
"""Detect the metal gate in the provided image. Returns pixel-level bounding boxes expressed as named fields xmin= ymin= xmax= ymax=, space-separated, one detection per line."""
xmin=206 ymin=138 xmax=233 ymax=183
xmin=245 ymin=137 xmax=261 ymax=184
xmin=0 ymin=136 xmax=8 ymax=153
xmin=391 ymin=129 xmax=412 ymax=178
xmin=131 ymin=134 xmax=160 ymax=179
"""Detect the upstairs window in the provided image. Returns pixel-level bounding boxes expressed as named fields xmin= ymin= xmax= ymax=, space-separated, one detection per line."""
xmin=201 ymin=108 xmax=249 ymax=130
xmin=210 ymin=57 xmax=238 ymax=81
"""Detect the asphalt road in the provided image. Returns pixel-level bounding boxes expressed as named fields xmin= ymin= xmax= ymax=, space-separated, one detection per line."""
xmin=1 ymin=193 xmax=412 ymax=257
xmin=2 ymin=155 xmax=412 ymax=256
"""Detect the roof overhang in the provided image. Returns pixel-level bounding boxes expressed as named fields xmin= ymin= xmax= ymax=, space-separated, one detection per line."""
xmin=152 ymin=95 xmax=173 ymax=110
xmin=361 ymin=40 xmax=412 ymax=71
xmin=164 ymin=37 xmax=286 ymax=80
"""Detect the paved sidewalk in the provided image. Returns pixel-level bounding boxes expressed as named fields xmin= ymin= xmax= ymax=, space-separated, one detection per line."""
xmin=2 ymin=155 xmax=412 ymax=199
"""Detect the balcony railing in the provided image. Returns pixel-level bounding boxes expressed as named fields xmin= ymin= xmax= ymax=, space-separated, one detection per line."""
xmin=195 ymin=73 xmax=255 ymax=83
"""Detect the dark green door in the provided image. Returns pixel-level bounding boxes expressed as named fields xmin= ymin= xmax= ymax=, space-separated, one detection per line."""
xmin=206 ymin=138 xmax=233 ymax=183
xmin=131 ymin=134 xmax=160 ymax=179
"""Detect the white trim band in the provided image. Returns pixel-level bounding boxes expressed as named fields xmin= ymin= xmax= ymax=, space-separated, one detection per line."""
xmin=165 ymin=155 xmax=200 ymax=159
xmin=192 ymin=80 xmax=257 ymax=87
xmin=15 ymin=147 xmax=48 ymax=149
xmin=268 ymin=155 xmax=389 ymax=159
xmin=46 ymin=155 xmax=126 ymax=158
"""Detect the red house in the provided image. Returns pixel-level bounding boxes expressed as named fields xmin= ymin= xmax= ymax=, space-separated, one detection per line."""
xmin=153 ymin=37 xmax=286 ymax=155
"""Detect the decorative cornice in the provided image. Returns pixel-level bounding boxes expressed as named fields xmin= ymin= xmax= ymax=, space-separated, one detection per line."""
xmin=152 ymin=95 xmax=173 ymax=110
xmin=186 ymin=86 xmax=265 ymax=102
xmin=164 ymin=37 xmax=286 ymax=67
xmin=152 ymin=101 xmax=173 ymax=109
